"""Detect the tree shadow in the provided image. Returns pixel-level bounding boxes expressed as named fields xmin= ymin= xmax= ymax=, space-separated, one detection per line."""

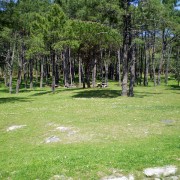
xmin=0 ymin=97 xmax=31 ymax=104
xmin=31 ymin=90 xmax=53 ymax=96
xmin=72 ymin=89 xmax=121 ymax=98
xmin=0 ymin=89 xmax=9 ymax=93
xmin=134 ymin=91 xmax=163 ymax=98
xmin=167 ymin=85 xmax=180 ymax=91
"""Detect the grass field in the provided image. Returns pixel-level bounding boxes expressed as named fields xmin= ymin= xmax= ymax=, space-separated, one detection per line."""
xmin=0 ymin=79 xmax=180 ymax=179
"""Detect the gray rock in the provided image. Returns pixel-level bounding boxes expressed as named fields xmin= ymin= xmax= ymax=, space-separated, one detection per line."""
xmin=161 ymin=120 xmax=175 ymax=125
xmin=164 ymin=176 xmax=180 ymax=180
xmin=101 ymin=175 xmax=134 ymax=180
xmin=144 ymin=166 xmax=177 ymax=178
xmin=56 ymin=126 xmax=70 ymax=132
xmin=45 ymin=136 xmax=60 ymax=143
xmin=49 ymin=175 xmax=73 ymax=180
xmin=6 ymin=125 xmax=27 ymax=132
xmin=163 ymin=166 xmax=178 ymax=177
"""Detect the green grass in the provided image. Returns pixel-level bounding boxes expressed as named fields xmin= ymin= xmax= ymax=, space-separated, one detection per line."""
xmin=0 ymin=79 xmax=180 ymax=179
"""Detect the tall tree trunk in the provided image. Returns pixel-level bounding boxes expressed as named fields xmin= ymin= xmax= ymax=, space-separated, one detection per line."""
xmin=51 ymin=51 xmax=56 ymax=93
xmin=157 ymin=29 xmax=166 ymax=85
xmin=45 ymin=57 xmax=49 ymax=85
xmin=40 ymin=58 xmax=44 ymax=88
xmin=82 ymin=63 xmax=85 ymax=88
xmin=24 ymin=61 xmax=27 ymax=89
xmin=140 ymin=46 xmax=143 ymax=85
xmin=9 ymin=43 xmax=15 ymax=94
xmin=104 ymin=61 xmax=108 ymax=85
xmin=129 ymin=45 xmax=136 ymax=97
xmin=144 ymin=34 xmax=149 ymax=86
xmin=121 ymin=1 xmax=131 ymax=96
xmin=4 ymin=67 xmax=7 ymax=87
xmin=100 ymin=49 xmax=103 ymax=82
xmin=92 ymin=59 xmax=97 ymax=88
xmin=165 ymin=46 xmax=171 ymax=85
xmin=117 ymin=49 xmax=121 ymax=86
xmin=30 ymin=59 xmax=33 ymax=89
xmin=16 ymin=64 xmax=22 ymax=94
xmin=35 ymin=59 xmax=38 ymax=83
xmin=63 ymin=48 xmax=69 ymax=86
xmin=152 ymin=30 xmax=156 ymax=86
xmin=69 ymin=48 xmax=73 ymax=87
xmin=78 ymin=55 xmax=82 ymax=87
xmin=55 ymin=54 xmax=59 ymax=85
xmin=85 ymin=63 xmax=91 ymax=88
xmin=176 ymin=48 xmax=180 ymax=86
xmin=16 ymin=53 xmax=22 ymax=94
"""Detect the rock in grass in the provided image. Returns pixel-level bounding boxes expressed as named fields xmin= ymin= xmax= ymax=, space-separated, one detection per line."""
xmin=45 ymin=136 xmax=60 ymax=143
xmin=6 ymin=125 xmax=27 ymax=132
xmin=161 ymin=120 xmax=175 ymax=125
xmin=49 ymin=175 xmax=73 ymax=180
xmin=101 ymin=174 xmax=134 ymax=180
xmin=56 ymin=126 xmax=70 ymax=132
xmin=144 ymin=166 xmax=177 ymax=178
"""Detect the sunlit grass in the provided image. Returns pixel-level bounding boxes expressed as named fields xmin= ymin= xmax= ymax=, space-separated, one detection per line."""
xmin=0 ymin=79 xmax=179 ymax=179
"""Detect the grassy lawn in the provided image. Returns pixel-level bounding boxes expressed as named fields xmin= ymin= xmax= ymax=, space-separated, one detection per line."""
xmin=0 ymin=79 xmax=179 ymax=179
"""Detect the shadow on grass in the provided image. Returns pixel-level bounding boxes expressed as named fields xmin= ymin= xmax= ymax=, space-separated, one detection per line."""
xmin=0 ymin=97 xmax=31 ymax=104
xmin=30 ymin=87 xmax=82 ymax=96
xmin=0 ymin=88 xmax=9 ymax=93
xmin=31 ymin=90 xmax=52 ymax=96
xmin=168 ymin=85 xmax=180 ymax=91
xmin=72 ymin=89 xmax=121 ymax=98
xmin=134 ymin=91 xmax=163 ymax=98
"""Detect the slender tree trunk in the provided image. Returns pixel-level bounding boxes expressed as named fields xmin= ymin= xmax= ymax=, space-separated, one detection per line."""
xmin=92 ymin=59 xmax=97 ymax=88
xmin=35 ymin=59 xmax=38 ymax=82
xmin=100 ymin=50 xmax=103 ymax=82
xmin=16 ymin=52 xmax=23 ymax=94
xmin=40 ymin=58 xmax=44 ymax=88
xmin=144 ymin=34 xmax=149 ymax=86
xmin=4 ymin=67 xmax=7 ymax=87
xmin=117 ymin=49 xmax=121 ymax=86
xmin=129 ymin=45 xmax=136 ymax=97
xmin=152 ymin=31 xmax=156 ymax=86
xmin=30 ymin=59 xmax=33 ymax=89
xmin=45 ymin=57 xmax=49 ymax=85
xmin=104 ymin=61 xmax=108 ymax=85
xmin=69 ymin=48 xmax=73 ymax=87
xmin=55 ymin=54 xmax=59 ymax=85
xmin=139 ymin=46 xmax=143 ymax=85
xmin=82 ymin=63 xmax=85 ymax=88
xmin=16 ymin=64 xmax=22 ymax=94
xmin=63 ymin=48 xmax=69 ymax=86
xmin=9 ymin=43 xmax=15 ymax=94
xmin=176 ymin=48 xmax=180 ymax=86
xmin=24 ymin=62 xmax=27 ymax=89
xmin=165 ymin=46 xmax=171 ymax=85
xmin=51 ymin=51 xmax=56 ymax=93
xmin=85 ymin=63 xmax=91 ymax=88
xmin=78 ymin=55 xmax=82 ymax=87
xmin=122 ymin=42 xmax=128 ymax=96
xmin=121 ymin=5 xmax=131 ymax=96
xmin=157 ymin=29 xmax=166 ymax=85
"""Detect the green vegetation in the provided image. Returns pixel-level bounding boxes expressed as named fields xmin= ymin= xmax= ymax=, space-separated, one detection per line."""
xmin=0 ymin=79 xmax=179 ymax=179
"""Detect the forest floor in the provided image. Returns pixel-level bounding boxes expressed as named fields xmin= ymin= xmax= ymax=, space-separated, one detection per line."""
xmin=0 ymin=79 xmax=180 ymax=179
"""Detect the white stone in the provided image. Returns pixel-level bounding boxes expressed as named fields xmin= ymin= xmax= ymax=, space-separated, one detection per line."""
xmin=101 ymin=175 xmax=134 ymax=180
xmin=144 ymin=166 xmax=177 ymax=178
xmin=56 ymin=126 xmax=70 ymax=132
xmin=45 ymin=136 xmax=60 ymax=143
xmin=6 ymin=125 xmax=27 ymax=132
xmin=163 ymin=166 xmax=178 ymax=177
